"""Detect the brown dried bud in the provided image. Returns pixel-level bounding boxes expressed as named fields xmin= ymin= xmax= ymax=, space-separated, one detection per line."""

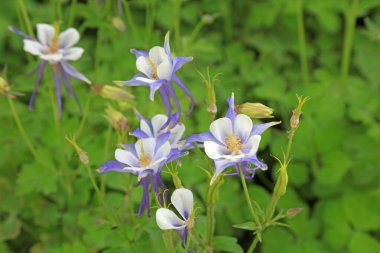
xmin=290 ymin=94 xmax=310 ymax=130
xmin=287 ymin=208 xmax=303 ymax=218
xmin=65 ymin=135 xmax=90 ymax=165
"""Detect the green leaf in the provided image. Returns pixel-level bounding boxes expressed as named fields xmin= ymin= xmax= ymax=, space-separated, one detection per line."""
xmin=213 ymin=236 xmax=243 ymax=253
xmin=232 ymin=221 xmax=257 ymax=231
xmin=0 ymin=215 xmax=21 ymax=241
xmin=348 ymin=232 xmax=380 ymax=253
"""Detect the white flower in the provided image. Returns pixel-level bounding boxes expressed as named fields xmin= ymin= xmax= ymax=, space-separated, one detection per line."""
xmin=135 ymin=46 xmax=173 ymax=84
xmin=23 ymin=23 xmax=84 ymax=64
xmin=156 ymin=188 xmax=194 ymax=246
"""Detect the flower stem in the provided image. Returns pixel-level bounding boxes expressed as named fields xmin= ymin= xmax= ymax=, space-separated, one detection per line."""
xmin=341 ymin=0 xmax=359 ymax=80
xmin=206 ymin=177 xmax=223 ymax=251
xmin=247 ymin=236 xmax=260 ymax=253
xmin=76 ymin=95 xmax=92 ymax=137
xmin=163 ymin=231 xmax=176 ymax=253
xmin=101 ymin=125 xmax=112 ymax=195
xmin=173 ymin=0 xmax=182 ymax=50
xmin=295 ymin=0 xmax=309 ymax=86
xmin=68 ymin=0 xmax=78 ymax=26
xmin=7 ymin=97 xmax=38 ymax=159
xmin=185 ymin=228 xmax=192 ymax=252
xmin=16 ymin=0 xmax=34 ymax=36
xmin=122 ymin=0 xmax=141 ymax=43
xmin=238 ymin=164 xmax=260 ymax=226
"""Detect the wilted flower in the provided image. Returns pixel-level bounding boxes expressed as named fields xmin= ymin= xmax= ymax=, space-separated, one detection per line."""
xmin=118 ymin=32 xmax=193 ymax=123
xmin=156 ymin=188 xmax=195 ymax=247
xmin=9 ymin=23 xmax=90 ymax=117
xmin=104 ymin=105 xmax=130 ymax=135
xmin=187 ymin=93 xmax=280 ymax=184
xmin=98 ymin=136 xmax=183 ymax=216
xmin=0 ymin=68 xmax=23 ymax=99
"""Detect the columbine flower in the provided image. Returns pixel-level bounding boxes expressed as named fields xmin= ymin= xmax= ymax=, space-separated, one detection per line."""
xmin=9 ymin=23 xmax=90 ymax=117
xmin=98 ymin=136 xmax=182 ymax=216
xmin=156 ymin=188 xmax=194 ymax=247
xmin=118 ymin=32 xmax=193 ymax=123
xmin=132 ymin=113 xmax=189 ymax=151
xmin=187 ymin=93 xmax=280 ymax=184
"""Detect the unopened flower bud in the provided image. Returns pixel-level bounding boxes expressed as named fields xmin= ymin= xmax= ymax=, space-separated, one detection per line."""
xmin=112 ymin=16 xmax=126 ymax=32
xmin=197 ymin=67 xmax=220 ymax=120
xmin=287 ymin=208 xmax=303 ymax=218
xmin=202 ymin=14 xmax=214 ymax=24
xmin=65 ymin=135 xmax=90 ymax=165
xmin=0 ymin=77 xmax=10 ymax=94
xmin=235 ymin=102 xmax=274 ymax=119
xmin=105 ymin=105 xmax=130 ymax=134
xmin=92 ymin=84 xmax=134 ymax=101
xmin=274 ymin=166 xmax=288 ymax=197
xmin=290 ymin=94 xmax=310 ymax=130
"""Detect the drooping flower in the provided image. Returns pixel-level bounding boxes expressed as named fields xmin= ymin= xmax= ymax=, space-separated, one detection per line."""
xmin=118 ymin=32 xmax=193 ymax=123
xmin=132 ymin=113 xmax=189 ymax=151
xmin=98 ymin=135 xmax=183 ymax=216
xmin=187 ymin=93 xmax=280 ymax=184
xmin=9 ymin=23 xmax=90 ymax=117
xmin=156 ymin=188 xmax=194 ymax=247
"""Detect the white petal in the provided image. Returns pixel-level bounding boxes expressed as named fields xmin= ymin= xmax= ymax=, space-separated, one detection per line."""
xmin=171 ymin=188 xmax=194 ymax=220
xmin=157 ymin=59 xmax=172 ymax=80
xmin=135 ymin=138 xmax=156 ymax=158
xmin=36 ymin=24 xmax=55 ymax=46
xmin=115 ymin=149 xmax=139 ymax=167
xmin=136 ymin=56 xmax=153 ymax=78
xmin=204 ymin=141 xmax=229 ymax=159
xmin=169 ymin=124 xmax=185 ymax=145
xmin=149 ymin=46 xmax=167 ymax=65
xmin=152 ymin=114 xmax=168 ymax=135
xmin=156 ymin=208 xmax=186 ymax=230
xmin=23 ymin=40 xmax=44 ymax=56
xmin=40 ymin=53 xmax=63 ymax=63
xmin=59 ymin=28 xmax=80 ymax=48
xmin=135 ymin=77 xmax=155 ymax=83
xmin=209 ymin=117 xmax=233 ymax=143
xmin=62 ymin=47 xmax=84 ymax=61
xmin=154 ymin=141 xmax=171 ymax=161
xmin=233 ymin=114 xmax=253 ymax=142
xmin=245 ymin=135 xmax=261 ymax=156
xmin=140 ymin=120 xmax=153 ymax=136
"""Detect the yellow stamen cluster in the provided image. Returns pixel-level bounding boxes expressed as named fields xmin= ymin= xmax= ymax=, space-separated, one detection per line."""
xmin=139 ymin=154 xmax=152 ymax=167
xmin=225 ymin=133 xmax=243 ymax=153
xmin=148 ymin=58 xmax=159 ymax=80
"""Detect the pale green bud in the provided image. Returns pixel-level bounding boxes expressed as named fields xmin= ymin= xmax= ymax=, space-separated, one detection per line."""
xmin=112 ymin=16 xmax=126 ymax=32
xmin=105 ymin=105 xmax=130 ymax=135
xmin=274 ymin=167 xmax=288 ymax=197
xmin=235 ymin=102 xmax=274 ymax=119
xmin=92 ymin=84 xmax=134 ymax=101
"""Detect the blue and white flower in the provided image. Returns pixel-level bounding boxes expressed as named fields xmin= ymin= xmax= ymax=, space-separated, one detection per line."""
xmin=9 ymin=23 xmax=90 ymax=117
xmin=119 ymin=32 xmax=193 ymax=122
xmin=156 ymin=188 xmax=194 ymax=247
xmin=99 ymin=135 xmax=183 ymax=216
xmin=132 ymin=113 xmax=189 ymax=150
xmin=187 ymin=94 xmax=280 ymax=184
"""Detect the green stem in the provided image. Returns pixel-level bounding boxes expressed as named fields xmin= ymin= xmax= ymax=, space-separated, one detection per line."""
xmin=185 ymin=228 xmax=191 ymax=252
xmin=188 ymin=20 xmax=205 ymax=45
xmin=16 ymin=0 xmax=34 ymax=36
xmin=341 ymin=0 xmax=359 ymax=80
xmin=76 ymin=95 xmax=92 ymax=137
xmin=101 ymin=125 xmax=112 ymax=195
xmin=163 ymin=231 xmax=176 ymax=253
xmin=68 ymin=0 xmax=78 ymax=26
xmin=122 ymin=0 xmax=141 ymax=43
xmin=247 ymin=236 xmax=260 ymax=253
xmin=7 ymin=98 xmax=38 ymax=159
xmin=173 ymin=0 xmax=182 ymax=49
xmin=295 ymin=0 xmax=309 ymax=86
xmin=206 ymin=177 xmax=223 ymax=251
xmin=85 ymin=163 xmax=102 ymax=200
xmin=56 ymin=0 xmax=62 ymax=21
xmin=238 ymin=164 xmax=261 ymax=226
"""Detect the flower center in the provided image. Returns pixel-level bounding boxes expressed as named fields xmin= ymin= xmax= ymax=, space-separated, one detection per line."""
xmin=49 ymin=22 xmax=60 ymax=53
xmin=147 ymin=58 xmax=159 ymax=80
xmin=139 ymin=153 xmax=152 ymax=167
xmin=225 ymin=133 xmax=243 ymax=153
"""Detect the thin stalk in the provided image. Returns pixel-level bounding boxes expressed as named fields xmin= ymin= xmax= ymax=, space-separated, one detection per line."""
xmin=295 ymin=0 xmax=309 ymax=86
xmin=188 ymin=20 xmax=205 ymax=46
xmin=341 ymin=0 xmax=359 ymax=79
xmin=206 ymin=178 xmax=223 ymax=251
xmin=56 ymin=0 xmax=62 ymax=21
xmin=163 ymin=231 xmax=176 ymax=253
xmin=7 ymin=97 xmax=38 ymax=159
xmin=76 ymin=95 xmax=92 ymax=137
xmin=16 ymin=0 xmax=34 ymax=36
xmin=68 ymin=0 xmax=78 ymax=26
xmin=247 ymin=236 xmax=260 ymax=253
xmin=185 ymin=228 xmax=191 ymax=252
xmin=173 ymin=0 xmax=182 ymax=49
xmin=238 ymin=164 xmax=260 ymax=226
xmin=122 ymin=0 xmax=141 ymax=43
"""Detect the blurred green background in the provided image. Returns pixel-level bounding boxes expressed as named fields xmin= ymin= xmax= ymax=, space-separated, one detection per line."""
xmin=1 ymin=0 xmax=380 ymax=252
